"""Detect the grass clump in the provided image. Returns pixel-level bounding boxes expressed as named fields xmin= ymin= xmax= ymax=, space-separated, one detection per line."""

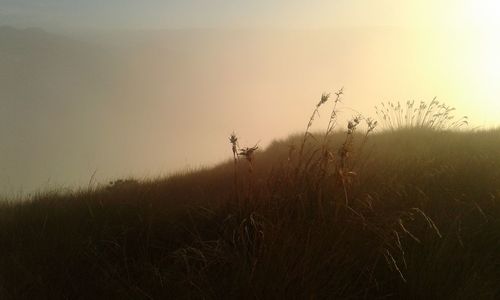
xmin=375 ymin=98 xmax=468 ymax=130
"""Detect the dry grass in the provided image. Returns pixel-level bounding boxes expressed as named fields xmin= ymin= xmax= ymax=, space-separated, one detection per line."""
xmin=0 ymin=93 xmax=499 ymax=299
xmin=375 ymin=98 xmax=468 ymax=130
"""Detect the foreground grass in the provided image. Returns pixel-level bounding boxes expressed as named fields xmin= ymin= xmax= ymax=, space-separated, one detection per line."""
xmin=0 ymin=128 xmax=499 ymax=299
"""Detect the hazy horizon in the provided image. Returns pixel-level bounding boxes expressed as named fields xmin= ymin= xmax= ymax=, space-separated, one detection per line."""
xmin=1 ymin=0 xmax=499 ymax=194
xmin=2 ymin=0 xmax=499 ymax=30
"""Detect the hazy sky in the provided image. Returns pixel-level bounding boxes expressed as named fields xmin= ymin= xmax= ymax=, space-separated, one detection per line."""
xmin=1 ymin=0 xmax=500 ymax=29
xmin=0 ymin=1 xmax=499 ymax=195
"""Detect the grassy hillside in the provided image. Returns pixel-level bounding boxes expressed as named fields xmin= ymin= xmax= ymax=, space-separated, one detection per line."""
xmin=0 ymin=125 xmax=499 ymax=299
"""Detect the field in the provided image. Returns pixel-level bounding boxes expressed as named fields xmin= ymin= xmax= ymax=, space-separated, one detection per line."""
xmin=0 ymin=99 xmax=499 ymax=299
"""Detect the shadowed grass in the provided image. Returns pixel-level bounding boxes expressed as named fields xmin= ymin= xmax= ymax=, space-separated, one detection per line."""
xmin=0 ymin=94 xmax=499 ymax=299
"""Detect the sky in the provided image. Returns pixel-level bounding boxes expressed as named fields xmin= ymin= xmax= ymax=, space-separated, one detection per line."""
xmin=1 ymin=0 xmax=500 ymax=29
xmin=0 ymin=0 xmax=499 ymax=195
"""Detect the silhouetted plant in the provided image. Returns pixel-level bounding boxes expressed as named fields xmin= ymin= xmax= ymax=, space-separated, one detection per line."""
xmin=297 ymin=92 xmax=331 ymax=161
xmin=229 ymin=132 xmax=240 ymax=196
xmin=375 ymin=98 xmax=468 ymax=130
xmin=229 ymin=132 xmax=239 ymax=162
xmin=238 ymin=145 xmax=259 ymax=174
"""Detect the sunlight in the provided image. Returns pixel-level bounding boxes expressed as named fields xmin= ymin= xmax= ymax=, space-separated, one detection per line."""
xmin=463 ymin=0 xmax=500 ymax=28
xmin=476 ymin=31 xmax=500 ymax=115
xmin=442 ymin=0 xmax=500 ymax=124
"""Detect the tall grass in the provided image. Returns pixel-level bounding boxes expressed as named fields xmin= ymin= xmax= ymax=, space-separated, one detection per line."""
xmin=0 ymin=93 xmax=498 ymax=299
xmin=375 ymin=98 xmax=468 ymax=130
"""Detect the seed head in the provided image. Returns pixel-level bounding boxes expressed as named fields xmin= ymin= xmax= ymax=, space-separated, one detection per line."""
xmin=229 ymin=132 xmax=238 ymax=145
xmin=238 ymin=145 xmax=259 ymax=162
xmin=366 ymin=117 xmax=378 ymax=133
xmin=347 ymin=115 xmax=362 ymax=134
xmin=317 ymin=93 xmax=331 ymax=108
xmin=229 ymin=132 xmax=239 ymax=159
xmin=335 ymin=87 xmax=344 ymax=98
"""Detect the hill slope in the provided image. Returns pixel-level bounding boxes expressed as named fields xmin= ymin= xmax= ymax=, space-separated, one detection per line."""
xmin=0 ymin=128 xmax=499 ymax=299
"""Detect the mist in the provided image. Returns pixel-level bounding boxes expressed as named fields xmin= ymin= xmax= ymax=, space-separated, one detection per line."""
xmin=0 ymin=26 xmax=498 ymax=194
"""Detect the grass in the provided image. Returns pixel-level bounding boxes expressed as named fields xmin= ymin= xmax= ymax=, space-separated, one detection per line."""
xmin=375 ymin=98 xmax=468 ymax=130
xmin=0 ymin=94 xmax=499 ymax=299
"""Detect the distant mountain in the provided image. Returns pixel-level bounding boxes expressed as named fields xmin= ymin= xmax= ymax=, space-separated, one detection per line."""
xmin=0 ymin=26 xmax=84 ymax=59
xmin=0 ymin=27 xmax=122 ymax=194
xmin=0 ymin=26 xmax=115 ymax=98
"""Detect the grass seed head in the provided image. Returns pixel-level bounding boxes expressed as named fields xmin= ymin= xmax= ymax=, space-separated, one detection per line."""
xmin=335 ymin=87 xmax=344 ymax=99
xmin=229 ymin=132 xmax=239 ymax=159
xmin=239 ymin=145 xmax=259 ymax=163
xmin=366 ymin=117 xmax=378 ymax=133
xmin=317 ymin=93 xmax=331 ymax=108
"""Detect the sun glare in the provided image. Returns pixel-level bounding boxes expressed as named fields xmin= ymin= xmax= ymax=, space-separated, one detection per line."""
xmin=464 ymin=0 xmax=500 ymax=28
xmin=443 ymin=0 xmax=500 ymax=124
xmin=477 ymin=31 xmax=500 ymax=109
